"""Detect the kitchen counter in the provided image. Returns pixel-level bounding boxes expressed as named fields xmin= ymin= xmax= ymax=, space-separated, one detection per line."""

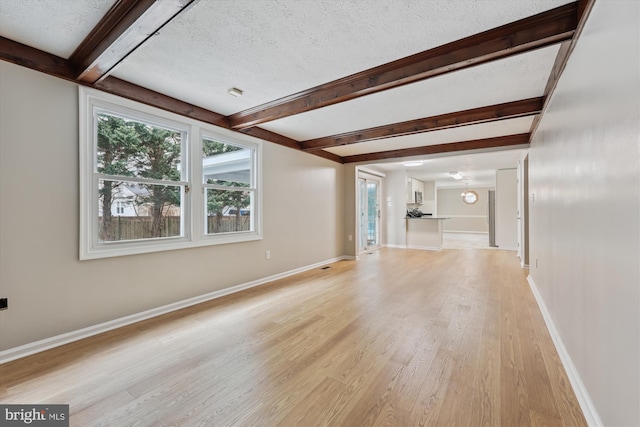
xmin=405 ymin=216 xmax=450 ymax=250
xmin=405 ymin=216 xmax=451 ymax=220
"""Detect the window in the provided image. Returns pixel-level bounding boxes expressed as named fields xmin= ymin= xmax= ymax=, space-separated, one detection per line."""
xmin=115 ymin=201 xmax=125 ymax=215
xmin=202 ymin=137 xmax=256 ymax=235
xmin=80 ymin=88 xmax=261 ymax=259
xmin=462 ymin=190 xmax=479 ymax=205
xmin=95 ymin=111 xmax=187 ymax=243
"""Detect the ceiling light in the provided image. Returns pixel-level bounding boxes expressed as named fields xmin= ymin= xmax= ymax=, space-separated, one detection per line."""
xmin=402 ymin=161 xmax=423 ymax=167
xmin=449 ymin=171 xmax=463 ymax=180
xmin=227 ymin=87 xmax=244 ymax=97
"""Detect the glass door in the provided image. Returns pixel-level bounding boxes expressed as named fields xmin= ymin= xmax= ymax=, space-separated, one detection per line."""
xmin=358 ymin=175 xmax=381 ymax=252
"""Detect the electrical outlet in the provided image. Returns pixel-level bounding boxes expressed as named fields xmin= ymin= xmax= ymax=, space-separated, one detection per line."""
xmin=348 ymin=235 xmax=353 ymax=241
xmin=0 ymin=298 xmax=7 ymax=310
xmin=265 ymin=250 xmax=271 ymax=260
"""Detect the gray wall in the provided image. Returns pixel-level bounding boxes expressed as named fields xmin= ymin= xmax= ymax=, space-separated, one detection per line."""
xmin=528 ymin=1 xmax=639 ymax=425
xmin=0 ymin=61 xmax=345 ymax=351
xmin=437 ymin=187 xmax=490 ymax=233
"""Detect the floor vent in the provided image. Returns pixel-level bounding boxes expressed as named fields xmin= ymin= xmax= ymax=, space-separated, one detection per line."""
xmin=321 ymin=266 xmax=331 ymax=270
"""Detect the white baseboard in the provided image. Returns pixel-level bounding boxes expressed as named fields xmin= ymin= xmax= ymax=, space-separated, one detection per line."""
xmin=442 ymin=230 xmax=489 ymax=234
xmin=0 ymin=256 xmax=352 ymax=364
xmin=383 ymin=244 xmax=406 ymax=249
xmin=527 ymin=276 xmax=603 ymax=427
xmin=406 ymin=244 xmax=442 ymax=251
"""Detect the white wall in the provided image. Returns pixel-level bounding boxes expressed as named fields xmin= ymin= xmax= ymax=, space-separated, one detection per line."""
xmin=420 ymin=180 xmax=436 ymax=214
xmin=528 ymin=1 xmax=639 ymax=426
xmin=0 ymin=61 xmax=345 ymax=351
xmin=437 ymin=187 xmax=490 ymax=233
xmin=495 ymin=169 xmax=518 ymax=249
xmin=520 ymin=155 xmax=529 ymax=266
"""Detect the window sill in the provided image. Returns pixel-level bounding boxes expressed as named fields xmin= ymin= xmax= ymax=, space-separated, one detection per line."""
xmin=80 ymin=232 xmax=262 ymax=260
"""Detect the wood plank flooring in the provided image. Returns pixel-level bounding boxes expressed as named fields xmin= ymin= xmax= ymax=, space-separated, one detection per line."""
xmin=0 ymin=248 xmax=587 ymax=426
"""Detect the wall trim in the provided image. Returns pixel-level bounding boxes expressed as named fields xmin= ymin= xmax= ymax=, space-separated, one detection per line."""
xmin=406 ymin=244 xmax=442 ymax=251
xmin=439 ymin=215 xmax=488 ymax=218
xmin=0 ymin=255 xmax=352 ymax=364
xmin=357 ymin=166 xmax=386 ymax=178
xmin=442 ymin=230 xmax=489 ymax=234
xmin=384 ymin=244 xmax=443 ymax=251
xmin=527 ymin=275 xmax=603 ymax=427
xmin=383 ymin=244 xmax=407 ymax=249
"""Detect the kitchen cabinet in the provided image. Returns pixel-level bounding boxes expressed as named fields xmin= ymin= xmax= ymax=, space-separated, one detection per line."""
xmin=406 ymin=216 xmax=450 ymax=250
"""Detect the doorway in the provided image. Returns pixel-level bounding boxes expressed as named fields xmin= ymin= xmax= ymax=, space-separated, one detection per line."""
xmin=358 ymin=174 xmax=381 ymax=253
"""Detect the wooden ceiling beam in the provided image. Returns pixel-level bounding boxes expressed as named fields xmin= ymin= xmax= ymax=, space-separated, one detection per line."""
xmin=239 ymin=127 xmax=343 ymax=163
xmin=227 ymin=3 xmax=578 ymax=130
xmin=0 ymin=36 xmax=77 ymax=80
xmin=302 ymin=97 xmax=543 ymax=151
xmin=94 ymin=76 xmax=230 ymax=128
xmin=0 ymin=39 xmax=339 ymax=162
xmin=69 ymin=0 xmax=194 ymax=84
xmin=342 ymin=134 xmax=530 ymax=164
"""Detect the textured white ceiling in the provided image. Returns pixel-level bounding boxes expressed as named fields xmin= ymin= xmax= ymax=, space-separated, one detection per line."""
xmin=325 ymin=116 xmax=534 ymax=157
xmin=368 ymin=149 xmax=527 ymax=188
xmin=261 ymin=45 xmax=559 ymax=140
xmin=0 ymin=0 xmax=570 ymax=176
xmin=0 ymin=0 xmax=117 ymax=58
xmin=112 ymin=0 xmax=572 ymax=115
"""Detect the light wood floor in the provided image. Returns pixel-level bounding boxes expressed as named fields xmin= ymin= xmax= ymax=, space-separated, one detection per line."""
xmin=443 ymin=232 xmax=495 ymax=250
xmin=0 ymin=248 xmax=586 ymax=426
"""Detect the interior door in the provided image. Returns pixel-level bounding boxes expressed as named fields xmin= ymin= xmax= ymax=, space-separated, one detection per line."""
xmin=358 ymin=175 xmax=381 ymax=252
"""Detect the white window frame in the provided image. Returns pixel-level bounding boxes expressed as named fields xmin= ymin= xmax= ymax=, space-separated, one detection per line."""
xmin=199 ymin=133 xmax=258 ymax=239
xmin=80 ymin=87 xmax=262 ymax=260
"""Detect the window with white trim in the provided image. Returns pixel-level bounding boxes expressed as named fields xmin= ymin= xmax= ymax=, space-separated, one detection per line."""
xmin=202 ymin=137 xmax=256 ymax=235
xmin=80 ymin=88 xmax=261 ymax=259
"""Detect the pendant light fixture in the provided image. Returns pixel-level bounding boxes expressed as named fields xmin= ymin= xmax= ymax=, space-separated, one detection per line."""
xmin=461 ymin=182 xmax=478 ymax=204
xmin=461 ymin=182 xmax=468 ymax=197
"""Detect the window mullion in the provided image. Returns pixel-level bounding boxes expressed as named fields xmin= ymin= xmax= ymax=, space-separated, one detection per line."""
xmin=190 ymin=126 xmax=203 ymax=241
xmin=97 ymin=173 xmax=188 ymax=187
xmin=203 ymin=184 xmax=255 ymax=192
